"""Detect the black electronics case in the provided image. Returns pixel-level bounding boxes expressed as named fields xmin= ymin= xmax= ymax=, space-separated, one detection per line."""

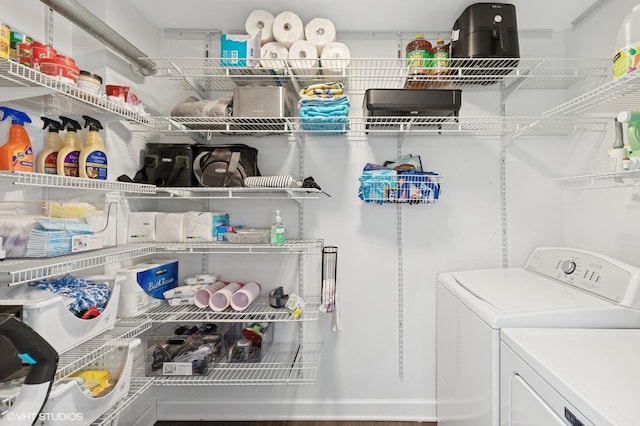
xmin=450 ymin=3 xmax=519 ymax=83
xmin=364 ymin=89 xmax=462 ymax=117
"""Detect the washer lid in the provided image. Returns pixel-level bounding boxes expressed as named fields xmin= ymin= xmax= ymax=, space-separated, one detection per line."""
xmin=502 ymin=328 xmax=640 ymax=426
xmin=441 ymin=268 xmax=640 ymax=328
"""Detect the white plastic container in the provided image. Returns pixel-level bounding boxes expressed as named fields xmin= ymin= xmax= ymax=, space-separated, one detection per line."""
xmin=39 ymin=338 xmax=140 ymax=426
xmin=614 ymin=4 xmax=640 ymax=78
xmin=0 ymin=274 xmax=122 ymax=354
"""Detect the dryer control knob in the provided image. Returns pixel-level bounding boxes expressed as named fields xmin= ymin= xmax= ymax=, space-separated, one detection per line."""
xmin=561 ymin=260 xmax=577 ymax=274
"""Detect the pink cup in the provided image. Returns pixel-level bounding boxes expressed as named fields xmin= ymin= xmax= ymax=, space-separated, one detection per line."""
xmin=230 ymin=282 xmax=261 ymax=311
xmin=193 ymin=282 xmax=226 ymax=308
xmin=210 ymin=282 xmax=242 ymax=311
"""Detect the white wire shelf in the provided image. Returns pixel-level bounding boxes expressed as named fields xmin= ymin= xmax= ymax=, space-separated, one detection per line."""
xmin=127 ymin=186 xmax=325 ymax=200
xmin=0 ymin=323 xmax=151 ymax=409
xmin=122 ymin=298 xmax=321 ymax=323
xmin=151 ymin=342 xmax=321 ymax=386
xmin=0 ymin=245 xmax=156 ymax=286
xmin=152 ymin=239 xmax=324 ymax=255
xmin=138 ymin=115 xmax=612 ymax=138
xmin=0 ymin=59 xmax=153 ymax=125
xmin=543 ymin=67 xmax=640 ymax=117
xmin=0 ymin=171 xmax=156 ymax=193
xmin=143 ymin=57 xmax=609 ymax=94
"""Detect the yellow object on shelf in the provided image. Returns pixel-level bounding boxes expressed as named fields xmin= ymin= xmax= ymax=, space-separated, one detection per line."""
xmin=69 ymin=369 xmax=113 ymax=397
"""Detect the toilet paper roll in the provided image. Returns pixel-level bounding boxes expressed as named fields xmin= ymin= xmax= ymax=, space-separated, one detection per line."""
xmin=193 ymin=281 xmax=226 ymax=309
xmin=230 ymin=282 xmax=261 ymax=311
xmin=305 ymin=18 xmax=337 ymax=54
xmin=245 ymin=9 xmax=275 ymax=44
xmin=273 ymin=11 xmax=304 ymax=49
xmin=288 ymin=40 xmax=319 ymax=75
xmin=210 ymin=282 xmax=243 ymax=311
xmin=260 ymin=41 xmax=289 ymax=71
xmin=320 ymin=41 xmax=352 ymax=74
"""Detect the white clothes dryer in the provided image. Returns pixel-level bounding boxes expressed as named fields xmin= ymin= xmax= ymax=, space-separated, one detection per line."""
xmin=500 ymin=327 xmax=640 ymax=426
xmin=436 ymin=247 xmax=640 ymax=426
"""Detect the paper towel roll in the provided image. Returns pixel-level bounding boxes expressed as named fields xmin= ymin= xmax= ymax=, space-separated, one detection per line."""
xmin=245 ymin=9 xmax=275 ymax=44
xmin=288 ymin=40 xmax=319 ymax=74
xmin=321 ymin=42 xmax=351 ymax=74
xmin=273 ymin=11 xmax=304 ymax=49
xmin=305 ymin=18 xmax=337 ymax=54
xmin=230 ymin=282 xmax=261 ymax=311
xmin=260 ymin=41 xmax=289 ymax=71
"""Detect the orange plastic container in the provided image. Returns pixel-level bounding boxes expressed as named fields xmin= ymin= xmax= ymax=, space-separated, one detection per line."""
xmin=0 ymin=107 xmax=33 ymax=172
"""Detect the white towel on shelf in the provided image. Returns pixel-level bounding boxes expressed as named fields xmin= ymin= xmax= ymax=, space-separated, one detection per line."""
xmin=305 ymin=18 xmax=337 ymax=54
xmin=245 ymin=9 xmax=275 ymax=44
xmin=272 ymin=11 xmax=304 ymax=48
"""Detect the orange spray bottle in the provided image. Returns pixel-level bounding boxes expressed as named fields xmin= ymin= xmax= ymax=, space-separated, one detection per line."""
xmin=0 ymin=107 xmax=33 ymax=172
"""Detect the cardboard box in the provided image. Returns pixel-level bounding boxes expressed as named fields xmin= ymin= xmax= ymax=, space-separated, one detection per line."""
xmin=220 ymin=33 xmax=260 ymax=67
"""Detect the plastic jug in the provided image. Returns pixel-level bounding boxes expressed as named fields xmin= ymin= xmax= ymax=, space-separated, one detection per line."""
xmin=614 ymin=4 xmax=640 ymax=78
xmin=617 ymin=110 xmax=640 ymax=157
xmin=0 ymin=107 xmax=33 ymax=172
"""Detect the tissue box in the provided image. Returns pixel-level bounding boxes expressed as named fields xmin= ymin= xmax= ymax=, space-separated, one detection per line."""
xmin=117 ymin=259 xmax=178 ymax=318
xmin=146 ymin=322 xmax=231 ymax=376
xmin=220 ymin=33 xmax=260 ymax=67
xmin=127 ymin=212 xmax=157 ymax=243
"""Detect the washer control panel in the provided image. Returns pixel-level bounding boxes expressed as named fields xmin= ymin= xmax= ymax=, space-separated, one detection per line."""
xmin=524 ymin=247 xmax=638 ymax=304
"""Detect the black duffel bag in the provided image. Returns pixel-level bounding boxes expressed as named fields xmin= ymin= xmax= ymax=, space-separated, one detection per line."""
xmin=193 ymin=144 xmax=260 ymax=187
xmin=128 ymin=143 xmax=195 ymax=187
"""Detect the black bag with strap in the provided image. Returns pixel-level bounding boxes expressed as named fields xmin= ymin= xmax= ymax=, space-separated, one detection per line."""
xmin=132 ymin=143 xmax=195 ymax=187
xmin=193 ymin=144 xmax=260 ymax=187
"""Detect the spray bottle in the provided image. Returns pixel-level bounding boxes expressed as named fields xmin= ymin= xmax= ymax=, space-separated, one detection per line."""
xmin=57 ymin=116 xmax=82 ymax=177
xmin=0 ymin=107 xmax=33 ymax=172
xmin=79 ymin=115 xmax=107 ymax=180
xmin=37 ymin=117 xmax=63 ymax=174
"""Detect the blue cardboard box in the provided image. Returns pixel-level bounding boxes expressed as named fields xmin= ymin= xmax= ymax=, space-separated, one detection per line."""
xmin=220 ymin=33 xmax=261 ymax=67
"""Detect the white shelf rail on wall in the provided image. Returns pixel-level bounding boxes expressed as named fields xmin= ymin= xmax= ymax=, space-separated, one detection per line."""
xmin=0 ymin=59 xmax=153 ymax=125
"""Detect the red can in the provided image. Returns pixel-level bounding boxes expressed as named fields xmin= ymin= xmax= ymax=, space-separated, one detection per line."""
xmin=29 ymin=41 xmax=56 ymax=69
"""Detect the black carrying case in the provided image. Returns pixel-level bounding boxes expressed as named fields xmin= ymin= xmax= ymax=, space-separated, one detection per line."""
xmin=139 ymin=143 xmax=195 ymax=187
xmin=450 ymin=3 xmax=520 ymax=84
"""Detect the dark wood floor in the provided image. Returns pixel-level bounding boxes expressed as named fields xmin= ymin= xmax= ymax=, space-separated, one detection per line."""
xmin=156 ymin=422 xmax=435 ymax=426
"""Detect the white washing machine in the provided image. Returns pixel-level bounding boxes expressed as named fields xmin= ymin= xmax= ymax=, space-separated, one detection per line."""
xmin=500 ymin=328 xmax=640 ymax=426
xmin=436 ymin=247 xmax=640 ymax=426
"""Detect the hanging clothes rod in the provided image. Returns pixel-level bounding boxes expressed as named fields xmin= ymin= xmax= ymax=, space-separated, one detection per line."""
xmin=39 ymin=0 xmax=158 ymax=76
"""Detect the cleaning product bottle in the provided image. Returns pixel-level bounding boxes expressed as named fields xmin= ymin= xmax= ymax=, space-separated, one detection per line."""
xmin=78 ymin=115 xmax=107 ymax=180
xmin=270 ymin=209 xmax=285 ymax=245
xmin=609 ymin=118 xmax=628 ymax=172
xmin=37 ymin=117 xmax=63 ymax=174
xmin=57 ymin=116 xmax=82 ymax=177
xmin=0 ymin=106 xmax=33 ymax=172
xmin=431 ymin=38 xmax=450 ymax=88
xmin=617 ymin=110 xmax=640 ymax=157
xmin=614 ymin=4 xmax=640 ymax=79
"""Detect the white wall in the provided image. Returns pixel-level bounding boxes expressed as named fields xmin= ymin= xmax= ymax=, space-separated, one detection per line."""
xmin=0 ymin=0 xmax=588 ymax=423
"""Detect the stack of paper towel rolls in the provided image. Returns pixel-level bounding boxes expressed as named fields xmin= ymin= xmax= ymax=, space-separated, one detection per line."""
xmin=244 ymin=9 xmax=351 ymax=74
